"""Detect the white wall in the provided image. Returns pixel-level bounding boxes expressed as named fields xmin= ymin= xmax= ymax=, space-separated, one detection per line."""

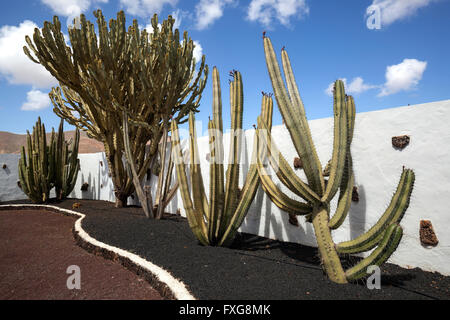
xmin=1 ymin=99 xmax=449 ymax=276
xmin=0 ymin=154 xmax=22 ymax=202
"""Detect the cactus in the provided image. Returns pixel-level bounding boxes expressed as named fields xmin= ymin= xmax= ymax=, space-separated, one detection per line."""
xmin=171 ymin=67 xmax=274 ymax=246
xmin=52 ymin=119 xmax=80 ymax=200
xmin=18 ymin=118 xmax=81 ymax=203
xmin=257 ymin=36 xmax=415 ymax=283
xmin=24 ymin=10 xmax=207 ymax=208
xmin=18 ymin=117 xmax=54 ymax=203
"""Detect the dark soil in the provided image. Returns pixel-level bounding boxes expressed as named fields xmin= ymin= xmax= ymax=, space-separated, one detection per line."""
xmin=2 ymin=198 xmax=449 ymax=300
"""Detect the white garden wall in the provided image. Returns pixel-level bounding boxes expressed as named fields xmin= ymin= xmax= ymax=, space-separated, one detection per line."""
xmin=1 ymin=99 xmax=449 ymax=276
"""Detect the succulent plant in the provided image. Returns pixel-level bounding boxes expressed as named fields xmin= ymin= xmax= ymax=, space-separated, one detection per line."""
xmin=18 ymin=118 xmax=80 ymax=203
xmin=256 ymin=35 xmax=415 ymax=284
xmin=18 ymin=117 xmax=53 ymax=203
xmin=171 ymin=67 xmax=273 ymax=246
xmin=24 ymin=10 xmax=207 ymax=208
xmin=52 ymin=119 xmax=80 ymax=200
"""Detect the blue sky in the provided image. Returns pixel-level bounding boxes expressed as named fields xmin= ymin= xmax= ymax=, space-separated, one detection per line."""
xmin=0 ymin=0 xmax=449 ymax=136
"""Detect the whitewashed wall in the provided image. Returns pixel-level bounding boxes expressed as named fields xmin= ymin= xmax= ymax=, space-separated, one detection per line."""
xmin=1 ymin=99 xmax=449 ymax=276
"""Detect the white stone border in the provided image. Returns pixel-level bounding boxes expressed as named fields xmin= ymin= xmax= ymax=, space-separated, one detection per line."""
xmin=0 ymin=204 xmax=196 ymax=300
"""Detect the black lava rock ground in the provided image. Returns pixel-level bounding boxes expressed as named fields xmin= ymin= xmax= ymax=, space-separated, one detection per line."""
xmin=2 ymin=198 xmax=449 ymax=300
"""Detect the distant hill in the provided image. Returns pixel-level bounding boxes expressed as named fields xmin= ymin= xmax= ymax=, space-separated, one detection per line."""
xmin=0 ymin=130 xmax=105 ymax=154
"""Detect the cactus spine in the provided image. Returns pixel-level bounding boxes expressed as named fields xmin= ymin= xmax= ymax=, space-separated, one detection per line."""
xmin=171 ymin=67 xmax=273 ymax=246
xmin=258 ymin=36 xmax=415 ymax=283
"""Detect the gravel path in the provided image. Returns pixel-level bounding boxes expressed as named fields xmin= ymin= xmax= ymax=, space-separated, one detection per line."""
xmin=0 ymin=209 xmax=163 ymax=300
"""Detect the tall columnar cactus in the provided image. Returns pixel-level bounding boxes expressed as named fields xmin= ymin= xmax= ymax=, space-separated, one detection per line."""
xmin=171 ymin=67 xmax=273 ymax=246
xmin=257 ymin=36 xmax=415 ymax=284
xmin=52 ymin=119 xmax=80 ymax=200
xmin=24 ymin=10 xmax=207 ymax=208
xmin=18 ymin=117 xmax=54 ymax=203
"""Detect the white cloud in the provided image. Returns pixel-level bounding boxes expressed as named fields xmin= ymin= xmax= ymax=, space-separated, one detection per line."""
xmin=325 ymin=77 xmax=377 ymax=96
xmin=195 ymin=0 xmax=235 ymax=30
xmin=170 ymin=9 xmax=183 ymax=30
xmin=0 ymin=21 xmax=58 ymax=88
xmin=247 ymin=0 xmax=309 ymax=27
xmin=21 ymin=89 xmax=51 ymax=111
xmin=41 ymin=0 xmax=108 ymax=26
xmin=368 ymin=0 xmax=435 ymax=27
xmin=193 ymin=40 xmax=203 ymax=64
xmin=119 ymin=0 xmax=178 ymax=17
xmin=379 ymin=59 xmax=427 ymax=96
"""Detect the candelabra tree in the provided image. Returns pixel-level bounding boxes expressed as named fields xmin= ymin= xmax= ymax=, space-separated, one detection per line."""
xmin=23 ymin=10 xmax=207 ymax=210
xmin=256 ymin=35 xmax=415 ymax=284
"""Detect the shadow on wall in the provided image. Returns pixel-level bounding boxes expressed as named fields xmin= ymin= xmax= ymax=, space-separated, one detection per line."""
xmin=241 ymin=182 xmax=315 ymax=245
xmin=100 ymin=152 xmax=115 ymax=202
xmin=2 ymin=165 xmax=11 ymax=175
xmin=80 ymin=172 xmax=96 ymax=200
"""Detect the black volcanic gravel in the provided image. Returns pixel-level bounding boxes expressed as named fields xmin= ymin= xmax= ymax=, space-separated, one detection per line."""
xmin=2 ymin=198 xmax=449 ymax=300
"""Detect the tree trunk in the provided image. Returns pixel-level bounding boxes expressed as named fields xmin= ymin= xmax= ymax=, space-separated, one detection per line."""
xmin=312 ymin=205 xmax=348 ymax=284
xmin=114 ymin=193 xmax=128 ymax=208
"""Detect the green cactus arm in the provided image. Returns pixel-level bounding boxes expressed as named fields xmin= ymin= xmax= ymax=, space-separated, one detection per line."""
xmin=208 ymin=119 xmax=225 ymax=244
xmin=54 ymin=119 xmax=80 ymax=199
xmin=47 ymin=128 xmax=55 ymax=186
xmin=261 ymin=95 xmax=273 ymax=130
xmin=65 ymin=128 xmax=80 ymax=196
xmin=321 ymin=81 xmax=349 ymax=203
xmin=264 ymin=37 xmax=324 ymax=195
xmin=212 ymin=67 xmax=223 ymax=134
xmin=218 ymin=94 xmax=274 ymax=246
xmin=189 ymin=112 xmax=209 ymax=220
xmin=219 ymin=152 xmax=259 ymax=247
xmin=223 ymin=70 xmax=244 ymax=228
xmin=256 ymin=115 xmax=320 ymax=204
xmin=346 ymin=95 xmax=356 ymax=144
xmin=25 ymin=133 xmax=36 ymax=199
xmin=345 ymin=223 xmax=403 ymax=281
xmin=328 ymin=170 xmax=354 ymax=230
xmin=18 ymin=146 xmax=32 ymax=199
xmin=256 ymin=135 xmax=313 ymax=216
xmin=18 ymin=118 xmax=52 ymax=203
xmin=328 ymin=96 xmax=356 ymax=229
xmin=312 ymin=205 xmax=348 ymax=284
xmin=65 ymin=159 xmax=80 ymax=197
xmin=171 ymin=120 xmax=209 ymax=245
xmin=208 ymin=67 xmax=225 ymax=241
xmin=336 ymin=168 xmax=415 ymax=254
